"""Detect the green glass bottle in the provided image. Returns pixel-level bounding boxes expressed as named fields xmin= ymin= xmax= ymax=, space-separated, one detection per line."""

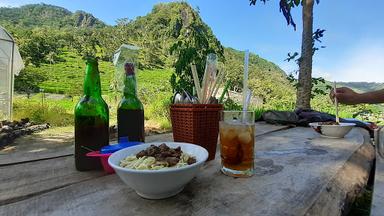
xmin=117 ymin=62 xmax=145 ymax=142
xmin=74 ymin=58 xmax=109 ymax=171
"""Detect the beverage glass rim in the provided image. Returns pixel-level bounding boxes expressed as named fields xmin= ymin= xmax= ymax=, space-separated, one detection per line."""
xmin=223 ymin=110 xmax=254 ymax=113
xmin=221 ymin=110 xmax=255 ymax=124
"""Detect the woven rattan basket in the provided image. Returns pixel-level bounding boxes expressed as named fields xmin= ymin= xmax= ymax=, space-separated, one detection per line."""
xmin=170 ymin=104 xmax=223 ymax=161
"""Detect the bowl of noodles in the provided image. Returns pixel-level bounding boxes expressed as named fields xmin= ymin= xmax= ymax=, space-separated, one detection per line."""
xmin=108 ymin=142 xmax=208 ymax=199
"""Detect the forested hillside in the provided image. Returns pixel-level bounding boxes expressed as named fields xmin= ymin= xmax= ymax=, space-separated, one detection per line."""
xmin=0 ymin=4 xmax=105 ymax=28
xmin=224 ymin=48 xmax=294 ymax=108
xmin=0 ymin=2 xmax=294 ymax=105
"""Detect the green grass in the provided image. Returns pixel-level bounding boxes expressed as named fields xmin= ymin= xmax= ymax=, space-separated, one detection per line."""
xmin=13 ymin=63 xmax=174 ymax=130
xmin=13 ymin=94 xmax=75 ymax=126
xmin=33 ymin=51 xmax=115 ymax=94
xmin=34 ymin=51 xmax=173 ymax=96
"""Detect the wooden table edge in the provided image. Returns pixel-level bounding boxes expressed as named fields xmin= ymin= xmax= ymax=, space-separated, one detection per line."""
xmin=305 ymin=129 xmax=375 ymax=215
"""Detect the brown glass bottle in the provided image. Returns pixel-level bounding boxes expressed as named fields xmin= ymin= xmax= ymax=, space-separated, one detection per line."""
xmin=117 ymin=62 xmax=145 ymax=142
xmin=74 ymin=58 xmax=109 ymax=171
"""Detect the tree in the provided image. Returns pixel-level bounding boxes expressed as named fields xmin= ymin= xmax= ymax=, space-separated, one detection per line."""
xmin=250 ymin=0 xmax=321 ymax=109
xmin=14 ymin=68 xmax=47 ymax=98
xmin=11 ymin=27 xmax=63 ymax=67
xmin=296 ymin=0 xmax=314 ymax=109
xmin=71 ymin=29 xmax=103 ymax=58
xmin=169 ymin=2 xmax=224 ymax=94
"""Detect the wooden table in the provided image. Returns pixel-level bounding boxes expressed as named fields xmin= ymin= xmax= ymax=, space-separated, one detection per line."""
xmin=371 ymin=128 xmax=384 ymax=216
xmin=371 ymin=150 xmax=384 ymax=216
xmin=0 ymin=122 xmax=374 ymax=216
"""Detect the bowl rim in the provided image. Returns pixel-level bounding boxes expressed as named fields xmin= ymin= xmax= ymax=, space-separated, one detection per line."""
xmin=108 ymin=142 xmax=208 ymax=174
xmin=309 ymin=122 xmax=356 ymax=127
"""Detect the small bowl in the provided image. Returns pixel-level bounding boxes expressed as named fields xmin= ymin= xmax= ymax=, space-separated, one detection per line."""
xmin=86 ymin=141 xmax=143 ymax=174
xmin=108 ymin=142 xmax=208 ymax=199
xmin=309 ymin=122 xmax=356 ymax=138
xmin=86 ymin=151 xmax=114 ymax=174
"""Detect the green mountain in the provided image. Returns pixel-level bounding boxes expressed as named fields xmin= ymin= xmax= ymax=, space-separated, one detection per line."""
xmin=1 ymin=2 xmax=294 ymax=106
xmin=0 ymin=3 xmax=105 ymax=28
xmin=338 ymin=82 xmax=384 ymax=93
xmin=224 ymin=48 xmax=294 ymax=104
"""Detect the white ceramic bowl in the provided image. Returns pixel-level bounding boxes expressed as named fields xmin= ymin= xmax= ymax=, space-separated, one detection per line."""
xmin=108 ymin=142 xmax=208 ymax=199
xmin=309 ymin=122 xmax=356 ymax=138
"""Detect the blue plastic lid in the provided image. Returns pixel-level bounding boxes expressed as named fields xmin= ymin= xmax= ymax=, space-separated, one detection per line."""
xmin=100 ymin=137 xmax=142 ymax=154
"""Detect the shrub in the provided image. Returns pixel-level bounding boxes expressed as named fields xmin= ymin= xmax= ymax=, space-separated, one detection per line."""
xmin=0 ymin=112 xmax=6 ymax=121
xmin=13 ymin=97 xmax=74 ymax=127
xmin=254 ymin=107 xmax=266 ymax=121
xmin=158 ymin=118 xmax=172 ymax=130
xmin=223 ymin=98 xmax=242 ymax=111
xmin=145 ymin=93 xmax=172 ymax=124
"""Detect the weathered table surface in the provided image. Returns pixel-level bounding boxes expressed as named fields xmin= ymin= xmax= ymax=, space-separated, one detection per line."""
xmin=0 ymin=122 xmax=374 ymax=216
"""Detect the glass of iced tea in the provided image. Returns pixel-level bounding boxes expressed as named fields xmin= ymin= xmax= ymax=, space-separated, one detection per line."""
xmin=219 ymin=111 xmax=255 ymax=177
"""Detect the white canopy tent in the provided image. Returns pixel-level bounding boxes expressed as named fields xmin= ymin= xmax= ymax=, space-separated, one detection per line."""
xmin=0 ymin=26 xmax=24 ymax=120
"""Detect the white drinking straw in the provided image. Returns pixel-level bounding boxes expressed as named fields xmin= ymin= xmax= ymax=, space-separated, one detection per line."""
xmin=241 ymin=89 xmax=252 ymax=123
xmin=242 ymin=50 xmax=250 ymax=111
xmin=334 ymin=81 xmax=339 ymax=123
xmin=242 ymin=50 xmax=250 ymax=122
xmin=245 ymin=89 xmax=252 ymax=109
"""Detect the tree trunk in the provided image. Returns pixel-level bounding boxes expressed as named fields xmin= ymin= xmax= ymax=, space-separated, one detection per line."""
xmin=296 ymin=0 xmax=314 ymax=109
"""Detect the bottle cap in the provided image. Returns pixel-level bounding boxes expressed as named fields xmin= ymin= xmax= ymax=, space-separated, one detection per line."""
xmin=124 ymin=62 xmax=135 ymax=75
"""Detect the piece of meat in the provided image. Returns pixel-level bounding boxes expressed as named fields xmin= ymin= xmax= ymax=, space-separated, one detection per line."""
xmin=146 ymin=145 xmax=159 ymax=156
xmin=172 ymin=147 xmax=182 ymax=157
xmin=171 ymin=151 xmax=181 ymax=158
xmin=187 ymin=157 xmax=196 ymax=165
xmin=159 ymin=143 xmax=170 ymax=152
xmin=158 ymin=151 xmax=172 ymax=159
xmin=136 ymin=150 xmax=147 ymax=158
xmin=165 ymin=157 xmax=180 ymax=166
xmin=135 ymin=144 xmax=194 ymax=167
xmin=174 ymin=146 xmax=181 ymax=152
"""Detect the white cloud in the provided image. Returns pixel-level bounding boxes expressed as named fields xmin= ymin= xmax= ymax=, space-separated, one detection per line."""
xmin=312 ymin=67 xmax=332 ymax=80
xmin=331 ymin=40 xmax=384 ymax=82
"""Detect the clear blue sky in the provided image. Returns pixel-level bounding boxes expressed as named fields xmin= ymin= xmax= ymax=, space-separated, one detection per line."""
xmin=1 ymin=0 xmax=384 ymax=82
